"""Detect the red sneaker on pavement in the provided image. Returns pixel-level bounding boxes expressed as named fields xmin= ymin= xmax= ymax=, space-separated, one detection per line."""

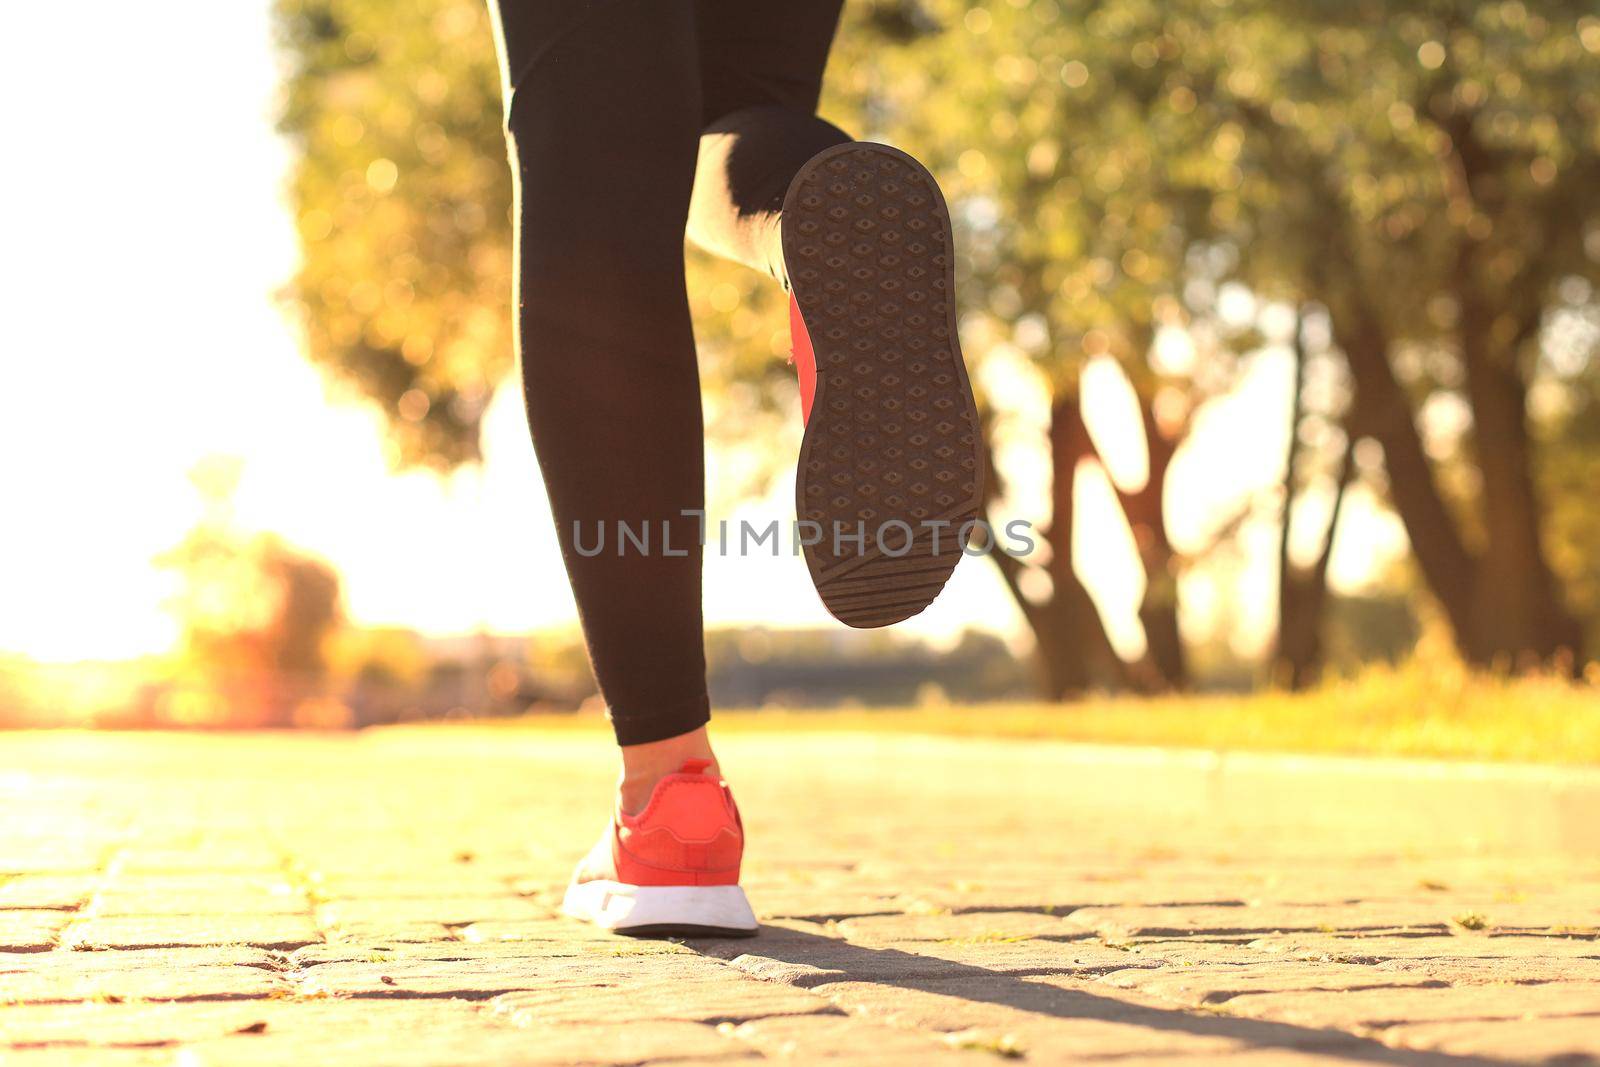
xmin=561 ymin=758 xmax=758 ymax=937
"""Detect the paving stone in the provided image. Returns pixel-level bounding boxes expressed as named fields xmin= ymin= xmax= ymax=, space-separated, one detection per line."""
xmin=0 ymin=1000 xmax=281 ymax=1046
xmin=0 ymin=1001 xmax=516 ymax=1058
xmin=813 ymin=978 xmax=1262 ymax=1059
xmin=0 ymin=947 xmax=272 ymax=975
xmin=288 ymin=938 xmax=655 ymax=968
xmin=2 ymin=730 xmax=1598 ymax=1065
xmin=1063 ymin=902 xmax=1465 ymax=941
xmin=710 ymin=935 xmax=1014 ymax=984
xmin=834 ymin=909 xmax=1082 ymax=943
xmin=115 ymin=849 xmax=284 ymax=875
xmin=455 ymin=919 xmax=648 ymax=944
xmin=1246 ymin=932 xmax=1600 ymax=961
xmin=492 ymin=973 xmax=828 ymax=1024
xmin=1370 ymin=954 xmax=1600 ymax=984
xmin=900 ymin=882 xmax=1253 ymax=914
xmin=1213 ymin=981 xmax=1600 ymax=1030
xmin=316 ymin=920 xmax=460 ymax=943
xmin=730 ymin=1012 xmax=986 ymax=1061
xmin=1071 ymin=939 xmax=1276 ymax=970
xmin=0 ymin=877 xmax=99 ymax=911
xmin=722 ymin=955 xmax=850 ymax=988
xmin=60 ymin=916 xmax=320 ymax=951
xmin=477 ymin=1020 xmax=750 ymax=1065
xmin=295 ymin=953 xmax=733 ymax=1000
xmin=294 ymin=953 xmax=707 ymax=991
xmin=0 ymin=1049 xmax=169 ymax=1066
xmin=157 ymin=1007 xmax=756 ymax=1067
xmin=308 ymin=877 xmax=533 ymax=901
xmin=884 ymin=937 xmax=1173 ymax=976
xmin=89 ymin=892 xmax=311 ymax=917
xmin=740 ymin=889 xmax=909 ymax=921
xmin=0 ymin=912 xmax=65 ymax=952
xmin=0 ymin=955 xmax=288 ymax=1004
xmin=1089 ymin=962 xmax=1454 ymax=1005
xmin=1076 ymin=1052 xmax=1415 ymax=1067
xmin=0 ymin=845 xmax=108 ymax=877
xmin=1383 ymin=1014 xmax=1600 ymax=1059
xmin=93 ymin=875 xmax=300 ymax=899
xmin=315 ymin=897 xmax=544 ymax=927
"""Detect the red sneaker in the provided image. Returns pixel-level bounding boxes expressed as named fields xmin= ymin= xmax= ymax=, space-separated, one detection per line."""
xmin=783 ymin=142 xmax=984 ymax=628
xmin=561 ymin=758 xmax=758 ymax=937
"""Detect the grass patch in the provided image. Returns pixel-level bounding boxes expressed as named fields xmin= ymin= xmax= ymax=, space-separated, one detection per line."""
xmin=449 ymin=662 xmax=1600 ymax=765
xmin=946 ymin=1030 xmax=1025 ymax=1058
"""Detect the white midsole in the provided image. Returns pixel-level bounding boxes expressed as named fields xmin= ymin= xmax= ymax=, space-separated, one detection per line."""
xmin=562 ymin=880 xmax=758 ymax=932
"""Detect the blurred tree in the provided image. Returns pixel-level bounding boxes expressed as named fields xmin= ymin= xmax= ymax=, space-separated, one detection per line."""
xmin=1541 ymin=363 xmax=1600 ymax=655
xmin=1212 ymin=0 xmax=1599 ymax=669
xmin=1322 ymin=593 xmax=1422 ymax=673
xmin=835 ymin=0 xmax=1598 ymax=679
xmin=273 ymin=0 xmax=799 ymax=495
xmin=275 ymin=0 xmax=1599 ymax=691
xmin=827 ymin=0 xmax=1267 ymax=694
xmin=275 ymin=0 xmax=509 ymax=468
xmin=1273 ymin=312 xmax=1355 ymax=689
xmin=159 ymin=459 xmax=344 ymax=722
xmin=327 ymin=625 xmax=430 ymax=686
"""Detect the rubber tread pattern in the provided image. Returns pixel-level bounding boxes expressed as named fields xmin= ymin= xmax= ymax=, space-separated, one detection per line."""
xmin=783 ymin=143 xmax=984 ymax=628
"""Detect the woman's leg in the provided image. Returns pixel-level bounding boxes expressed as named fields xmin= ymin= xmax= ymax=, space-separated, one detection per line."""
xmin=491 ymin=3 xmax=760 ymax=939
xmin=687 ymin=0 xmax=851 ymax=286
xmin=689 ymin=0 xmax=985 ymax=628
xmin=490 ymin=0 xmax=711 ymax=762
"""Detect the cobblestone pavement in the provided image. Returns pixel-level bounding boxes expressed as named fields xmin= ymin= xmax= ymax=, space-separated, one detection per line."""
xmin=3 ymin=729 xmax=1598 ymax=1065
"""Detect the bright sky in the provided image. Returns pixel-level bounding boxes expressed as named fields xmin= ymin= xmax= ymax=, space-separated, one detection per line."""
xmin=0 ymin=3 xmax=1406 ymax=665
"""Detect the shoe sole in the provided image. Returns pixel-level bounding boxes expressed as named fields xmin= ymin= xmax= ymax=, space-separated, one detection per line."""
xmin=562 ymin=880 xmax=758 ymax=939
xmin=783 ymin=142 xmax=984 ymax=628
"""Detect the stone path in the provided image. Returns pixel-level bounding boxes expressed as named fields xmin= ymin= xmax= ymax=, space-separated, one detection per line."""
xmin=2 ymin=728 xmax=1598 ymax=1065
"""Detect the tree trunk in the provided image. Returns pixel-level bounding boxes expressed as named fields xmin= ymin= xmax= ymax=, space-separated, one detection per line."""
xmin=1335 ymin=303 xmax=1579 ymax=671
xmin=1117 ymin=397 xmax=1187 ymax=691
xmin=981 ymin=393 xmax=1125 ymax=699
xmin=1040 ymin=392 xmax=1127 ymax=695
xmin=1275 ymin=439 xmax=1354 ymax=691
xmin=1273 ymin=313 xmax=1311 ymax=689
xmin=1333 ymin=306 xmax=1481 ymax=654
xmin=1433 ymin=109 xmax=1578 ymax=669
xmin=1456 ymin=305 xmax=1583 ymax=667
xmin=1255 ymin=97 xmax=1581 ymax=675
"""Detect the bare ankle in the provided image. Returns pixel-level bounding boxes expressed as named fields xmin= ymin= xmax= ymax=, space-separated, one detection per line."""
xmin=617 ymin=726 xmax=718 ymax=815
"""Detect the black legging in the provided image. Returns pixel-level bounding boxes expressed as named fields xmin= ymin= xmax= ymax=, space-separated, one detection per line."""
xmin=488 ymin=0 xmax=849 ymax=745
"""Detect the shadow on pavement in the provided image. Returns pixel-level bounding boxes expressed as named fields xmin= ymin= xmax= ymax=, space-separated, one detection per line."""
xmin=690 ymin=925 xmax=1515 ymax=1066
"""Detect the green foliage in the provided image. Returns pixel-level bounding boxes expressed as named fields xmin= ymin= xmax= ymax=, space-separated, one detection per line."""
xmin=275 ymin=0 xmax=509 ymax=468
xmin=273 ymin=0 xmax=809 ymax=488
xmin=833 ymin=0 xmax=1600 ymax=661
xmin=1241 ymin=1 xmax=1600 ymax=304
xmin=831 ymin=0 xmax=1600 ymax=400
xmin=273 ymin=0 xmax=1600 ymax=449
xmin=829 ymin=0 xmax=1243 ymax=381
xmin=274 ymin=0 xmax=1600 ymax=663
